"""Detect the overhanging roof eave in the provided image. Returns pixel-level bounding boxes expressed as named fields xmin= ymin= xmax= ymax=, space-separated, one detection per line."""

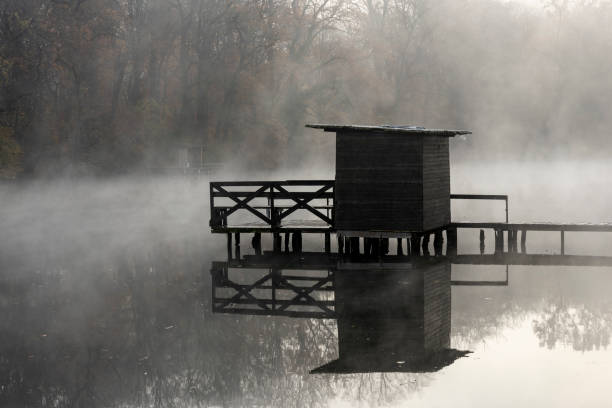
xmin=305 ymin=123 xmax=472 ymax=137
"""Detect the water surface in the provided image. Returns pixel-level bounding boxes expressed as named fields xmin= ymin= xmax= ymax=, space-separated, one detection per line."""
xmin=1 ymin=164 xmax=612 ymax=407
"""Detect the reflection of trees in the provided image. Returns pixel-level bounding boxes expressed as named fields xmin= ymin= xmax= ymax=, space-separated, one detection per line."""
xmin=532 ymin=302 xmax=612 ymax=351
xmin=451 ymin=266 xmax=612 ymax=352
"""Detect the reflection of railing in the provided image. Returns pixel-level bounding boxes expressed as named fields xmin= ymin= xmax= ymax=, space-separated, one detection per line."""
xmin=450 ymin=194 xmax=509 ymax=223
xmin=210 ymin=255 xmax=524 ymax=320
xmin=451 ymin=265 xmax=509 ymax=286
xmin=209 ymin=180 xmax=334 ymax=231
xmin=211 ymin=262 xmax=336 ymax=318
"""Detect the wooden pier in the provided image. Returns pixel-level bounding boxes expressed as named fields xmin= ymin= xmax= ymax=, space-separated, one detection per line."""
xmin=209 ymin=124 xmax=612 ymax=262
xmin=210 ymin=179 xmax=612 ymax=259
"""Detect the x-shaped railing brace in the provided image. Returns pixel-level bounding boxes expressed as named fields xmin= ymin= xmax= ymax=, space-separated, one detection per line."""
xmin=275 ymin=183 xmax=333 ymax=225
xmin=212 ymin=184 xmax=273 ymax=225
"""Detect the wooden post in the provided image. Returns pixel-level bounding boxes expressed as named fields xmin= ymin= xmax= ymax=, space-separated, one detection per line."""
xmin=446 ymin=228 xmax=457 ymax=256
xmin=494 ymin=230 xmax=502 ymax=254
xmin=324 ymin=232 xmax=331 ymax=253
xmin=507 ymin=230 xmax=513 ymax=253
xmin=271 ymin=268 xmax=279 ymax=311
xmin=433 ymin=231 xmax=443 ymax=256
xmin=273 ymin=232 xmax=281 ymax=253
xmin=351 ymin=237 xmax=360 ymax=256
xmin=234 ymin=232 xmax=241 ymax=260
xmin=382 ymin=238 xmax=389 ymax=255
xmin=370 ymin=237 xmax=378 ymax=257
xmin=521 ymin=230 xmax=527 ymax=253
xmin=227 ymin=232 xmax=232 ymax=260
xmin=505 ymin=198 xmax=509 ymax=224
xmin=284 ymin=232 xmax=290 ymax=252
xmin=337 ymin=234 xmax=344 ymax=255
xmin=291 ymin=232 xmax=302 ymax=253
xmin=363 ymin=238 xmax=371 ymax=257
xmin=479 ymin=229 xmax=485 ymax=255
xmin=252 ymin=232 xmax=262 ymax=255
xmin=269 ymin=186 xmax=278 ymax=228
xmin=397 ymin=238 xmax=404 ymax=256
xmin=422 ymin=234 xmax=430 ymax=256
xmin=411 ymin=235 xmax=421 ymax=255
xmin=561 ymin=230 xmax=565 ymax=255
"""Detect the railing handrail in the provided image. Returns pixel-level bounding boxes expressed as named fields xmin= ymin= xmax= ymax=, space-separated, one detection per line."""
xmin=450 ymin=193 xmax=507 ymax=200
xmin=211 ymin=179 xmax=334 ymax=187
xmin=450 ymin=193 xmax=509 ymax=223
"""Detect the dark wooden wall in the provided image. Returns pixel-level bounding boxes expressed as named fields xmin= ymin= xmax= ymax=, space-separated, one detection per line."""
xmin=335 ymin=131 xmax=451 ymax=232
xmin=335 ymin=131 xmax=423 ymax=231
xmin=422 ymin=137 xmax=451 ymax=231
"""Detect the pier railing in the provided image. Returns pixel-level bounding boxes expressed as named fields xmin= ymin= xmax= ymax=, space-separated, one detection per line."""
xmin=210 ymin=180 xmax=334 ymax=231
xmin=450 ymin=194 xmax=508 ymax=223
xmin=209 ymin=180 xmax=509 ymax=232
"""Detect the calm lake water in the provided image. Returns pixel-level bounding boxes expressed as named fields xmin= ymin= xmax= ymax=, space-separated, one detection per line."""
xmin=2 ymin=162 xmax=612 ymax=407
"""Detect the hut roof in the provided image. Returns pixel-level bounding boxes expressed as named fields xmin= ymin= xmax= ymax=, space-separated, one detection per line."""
xmin=305 ymin=124 xmax=471 ymax=137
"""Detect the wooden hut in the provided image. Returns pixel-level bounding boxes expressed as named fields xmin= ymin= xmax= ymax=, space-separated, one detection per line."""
xmin=306 ymin=124 xmax=471 ymax=234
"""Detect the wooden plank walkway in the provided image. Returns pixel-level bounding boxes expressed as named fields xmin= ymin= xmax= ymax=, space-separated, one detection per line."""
xmin=452 ymin=222 xmax=612 ymax=232
xmin=212 ymin=219 xmax=331 ymax=233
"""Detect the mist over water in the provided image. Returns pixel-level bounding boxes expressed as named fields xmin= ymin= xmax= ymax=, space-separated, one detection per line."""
xmin=1 ymin=160 xmax=612 ymax=406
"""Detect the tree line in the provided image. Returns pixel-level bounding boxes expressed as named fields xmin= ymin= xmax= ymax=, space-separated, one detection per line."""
xmin=2 ymin=0 xmax=612 ymax=178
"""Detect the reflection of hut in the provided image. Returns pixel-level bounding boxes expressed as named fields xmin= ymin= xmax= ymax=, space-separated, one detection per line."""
xmin=306 ymin=124 xmax=470 ymax=234
xmin=312 ymin=259 xmax=469 ymax=373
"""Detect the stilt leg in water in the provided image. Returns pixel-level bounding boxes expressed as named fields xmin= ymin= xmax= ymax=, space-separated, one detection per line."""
xmin=411 ymin=235 xmax=421 ymax=256
xmin=273 ymin=232 xmax=281 ymax=253
xmin=252 ymin=232 xmax=262 ymax=256
xmin=227 ymin=233 xmax=232 ymax=260
xmin=479 ymin=229 xmax=485 ymax=255
xmin=234 ymin=232 xmax=241 ymax=260
xmin=446 ymin=228 xmax=457 ymax=256
xmin=422 ymin=234 xmax=430 ymax=256
xmin=433 ymin=232 xmax=443 ymax=256
xmin=284 ymin=232 xmax=290 ymax=253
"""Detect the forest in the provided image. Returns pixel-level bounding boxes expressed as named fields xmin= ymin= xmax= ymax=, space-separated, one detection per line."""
xmin=2 ymin=0 xmax=612 ymax=178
